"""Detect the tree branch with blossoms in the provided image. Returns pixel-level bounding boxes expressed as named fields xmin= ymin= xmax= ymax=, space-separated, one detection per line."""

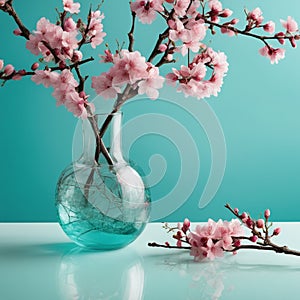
xmin=0 ymin=0 xmax=300 ymax=167
xmin=148 ymin=204 xmax=300 ymax=261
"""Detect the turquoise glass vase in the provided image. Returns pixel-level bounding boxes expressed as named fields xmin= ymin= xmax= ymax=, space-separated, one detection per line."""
xmin=55 ymin=112 xmax=151 ymax=250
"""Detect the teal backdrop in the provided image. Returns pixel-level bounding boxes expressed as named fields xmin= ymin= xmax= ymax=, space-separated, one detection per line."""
xmin=1 ymin=0 xmax=300 ymax=222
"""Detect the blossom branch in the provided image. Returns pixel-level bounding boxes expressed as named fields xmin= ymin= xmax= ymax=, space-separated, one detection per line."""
xmin=149 ymin=204 xmax=300 ymax=261
xmin=204 ymin=18 xmax=297 ymax=45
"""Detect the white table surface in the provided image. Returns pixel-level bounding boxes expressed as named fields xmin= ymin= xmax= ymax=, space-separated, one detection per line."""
xmin=1 ymin=222 xmax=300 ymax=300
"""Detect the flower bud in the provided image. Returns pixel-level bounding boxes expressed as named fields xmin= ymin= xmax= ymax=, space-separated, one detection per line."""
xmin=13 ymin=28 xmax=22 ymax=36
xmin=18 ymin=69 xmax=26 ymax=76
xmin=59 ymin=61 xmax=66 ymax=69
xmin=250 ymin=235 xmax=258 ymax=243
xmin=183 ymin=218 xmax=190 ymax=228
xmin=246 ymin=217 xmax=254 ymax=228
xmin=233 ymin=239 xmax=241 ymax=247
xmin=230 ymin=18 xmax=239 ymax=25
xmin=158 ymin=44 xmax=167 ymax=52
xmin=219 ymin=9 xmax=232 ymax=18
xmin=264 ymin=209 xmax=270 ymax=219
xmin=31 ymin=62 xmax=39 ymax=71
xmin=256 ymin=219 xmax=264 ymax=228
xmin=289 ymin=36 xmax=297 ymax=48
xmin=273 ymin=227 xmax=281 ymax=236
xmin=275 ymin=32 xmax=286 ymax=45
xmin=234 ymin=208 xmax=239 ymax=214
xmin=241 ymin=212 xmax=247 ymax=219
xmin=263 ymin=21 xmax=275 ymax=34
xmin=4 ymin=64 xmax=14 ymax=76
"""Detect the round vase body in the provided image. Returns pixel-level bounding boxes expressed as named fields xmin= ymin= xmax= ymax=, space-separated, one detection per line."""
xmin=55 ymin=112 xmax=151 ymax=250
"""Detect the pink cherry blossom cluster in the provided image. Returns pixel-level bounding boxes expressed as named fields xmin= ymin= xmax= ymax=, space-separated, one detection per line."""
xmin=0 ymin=0 xmax=105 ymax=118
xmin=26 ymin=17 xmax=81 ymax=63
xmin=1 ymin=0 xmax=300 ymax=121
xmin=92 ymin=49 xmax=164 ymax=100
xmin=32 ymin=69 xmax=93 ymax=118
xmin=148 ymin=204 xmax=300 ymax=261
xmin=184 ymin=218 xmax=243 ymax=261
xmin=1 ymin=0 xmax=300 ymax=165
xmin=166 ymin=47 xmax=228 ymax=99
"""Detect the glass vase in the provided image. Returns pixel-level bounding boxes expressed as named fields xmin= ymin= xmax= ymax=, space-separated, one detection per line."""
xmin=55 ymin=112 xmax=151 ymax=250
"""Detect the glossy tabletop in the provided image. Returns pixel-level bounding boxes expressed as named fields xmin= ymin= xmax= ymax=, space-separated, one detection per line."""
xmin=1 ymin=222 xmax=300 ymax=300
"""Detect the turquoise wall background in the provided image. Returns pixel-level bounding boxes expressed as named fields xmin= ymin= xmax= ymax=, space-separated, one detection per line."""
xmin=1 ymin=0 xmax=300 ymax=222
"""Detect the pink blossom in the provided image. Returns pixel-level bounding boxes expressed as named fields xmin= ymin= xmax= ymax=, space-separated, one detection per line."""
xmin=186 ymin=1 xmax=200 ymax=17
xmin=185 ymin=18 xmax=206 ymax=43
xmin=208 ymin=0 xmax=223 ymax=22
xmin=165 ymin=72 xmax=178 ymax=86
xmin=109 ymin=50 xmax=148 ymax=87
xmin=204 ymin=239 xmax=224 ymax=260
xmin=263 ymin=21 xmax=275 ymax=34
xmin=169 ymin=18 xmax=191 ymax=43
xmin=26 ymin=34 xmax=42 ymax=56
xmin=64 ymin=92 xmax=89 ymax=118
xmin=138 ymin=64 xmax=164 ymax=99
xmin=53 ymin=69 xmax=78 ymax=90
xmin=180 ymin=40 xmax=201 ymax=56
xmin=247 ymin=7 xmax=264 ymax=27
xmin=250 ymin=235 xmax=258 ymax=242
xmin=64 ymin=17 xmax=77 ymax=32
xmin=0 ymin=59 xmax=4 ymax=70
xmin=260 ymin=46 xmax=285 ymax=63
xmin=130 ymin=0 xmax=164 ymax=24
xmin=4 ymin=64 xmax=14 ymax=76
xmin=31 ymin=70 xmax=59 ymax=88
xmin=100 ymin=49 xmax=114 ymax=63
xmin=87 ymin=11 xmax=106 ymax=48
xmin=281 ymin=16 xmax=298 ymax=33
xmin=167 ymin=48 xmax=227 ymax=99
xmin=26 ymin=17 xmax=79 ymax=61
xmin=63 ymin=0 xmax=80 ymax=14
xmin=92 ymin=72 xmax=119 ymax=99
xmin=220 ymin=234 xmax=233 ymax=251
xmin=0 ymin=0 xmax=7 ymax=6
xmin=174 ymin=0 xmax=190 ymax=17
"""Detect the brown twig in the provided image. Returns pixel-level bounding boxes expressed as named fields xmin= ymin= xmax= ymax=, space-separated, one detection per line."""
xmin=128 ymin=11 xmax=136 ymax=52
xmin=148 ymin=242 xmax=191 ymax=250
